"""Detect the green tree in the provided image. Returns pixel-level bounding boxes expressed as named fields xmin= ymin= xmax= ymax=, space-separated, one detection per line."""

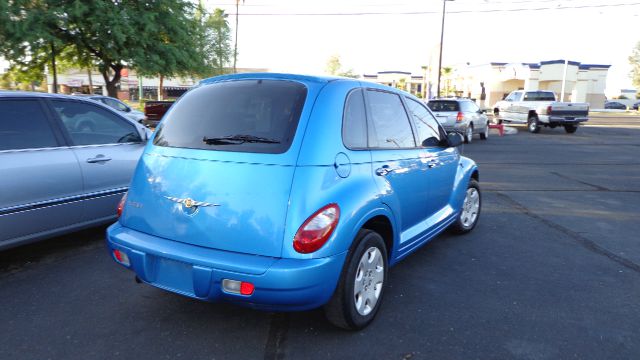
xmin=630 ymin=41 xmax=640 ymax=90
xmin=199 ymin=8 xmax=233 ymax=77
xmin=325 ymin=55 xmax=357 ymax=78
xmin=0 ymin=0 xmax=205 ymax=98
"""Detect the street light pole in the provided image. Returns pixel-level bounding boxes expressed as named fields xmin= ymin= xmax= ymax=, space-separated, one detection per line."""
xmin=436 ymin=0 xmax=453 ymax=98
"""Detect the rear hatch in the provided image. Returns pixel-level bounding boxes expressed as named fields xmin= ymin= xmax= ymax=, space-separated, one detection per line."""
xmin=121 ymin=79 xmax=310 ymax=257
xmin=427 ymin=100 xmax=459 ymax=126
xmin=549 ymin=102 xmax=589 ymax=117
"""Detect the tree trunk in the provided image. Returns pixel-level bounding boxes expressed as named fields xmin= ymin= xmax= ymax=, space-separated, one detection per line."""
xmin=101 ymin=64 xmax=122 ymax=98
xmin=158 ymin=74 xmax=164 ymax=100
xmin=50 ymin=42 xmax=58 ymax=94
xmin=87 ymin=67 xmax=94 ymax=94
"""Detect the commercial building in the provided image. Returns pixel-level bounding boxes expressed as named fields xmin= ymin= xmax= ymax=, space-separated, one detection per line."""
xmin=360 ymin=60 xmax=611 ymax=109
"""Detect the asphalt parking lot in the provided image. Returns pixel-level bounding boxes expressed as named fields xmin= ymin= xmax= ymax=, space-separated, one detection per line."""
xmin=1 ymin=115 xmax=639 ymax=360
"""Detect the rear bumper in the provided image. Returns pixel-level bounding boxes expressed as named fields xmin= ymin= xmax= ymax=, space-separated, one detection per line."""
xmin=546 ymin=116 xmax=588 ymax=124
xmin=106 ymin=223 xmax=347 ymax=311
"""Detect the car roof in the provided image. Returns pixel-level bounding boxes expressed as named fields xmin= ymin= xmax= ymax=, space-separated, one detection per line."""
xmin=0 ymin=90 xmax=98 ymax=101
xmin=200 ymin=72 xmax=348 ymax=86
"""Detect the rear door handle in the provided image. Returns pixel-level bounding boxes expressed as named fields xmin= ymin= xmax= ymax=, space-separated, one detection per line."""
xmin=427 ymin=159 xmax=440 ymax=168
xmin=86 ymin=155 xmax=112 ymax=163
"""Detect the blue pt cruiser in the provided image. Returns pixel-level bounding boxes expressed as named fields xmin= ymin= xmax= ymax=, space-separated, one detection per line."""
xmin=107 ymin=73 xmax=480 ymax=329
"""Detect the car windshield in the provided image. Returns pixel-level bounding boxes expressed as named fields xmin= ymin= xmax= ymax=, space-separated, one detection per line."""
xmin=153 ymin=79 xmax=307 ymax=154
xmin=427 ymin=101 xmax=460 ymax=112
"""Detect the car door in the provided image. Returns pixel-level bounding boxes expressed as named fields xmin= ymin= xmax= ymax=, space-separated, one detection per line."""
xmin=0 ymin=97 xmax=84 ymax=248
xmin=365 ymin=89 xmax=431 ymax=251
xmin=47 ymin=99 xmax=145 ymax=223
xmin=404 ymin=98 xmax=458 ymax=222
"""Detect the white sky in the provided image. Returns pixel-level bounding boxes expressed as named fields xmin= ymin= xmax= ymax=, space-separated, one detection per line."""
xmin=204 ymin=0 xmax=640 ymax=95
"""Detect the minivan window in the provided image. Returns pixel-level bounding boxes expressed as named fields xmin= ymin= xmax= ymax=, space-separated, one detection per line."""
xmin=427 ymin=100 xmax=459 ymax=112
xmin=153 ymin=80 xmax=307 ymax=154
xmin=405 ymin=98 xmax=441 ymax=147
xmin=366 ymin=90 xmax=416 ymax=148
xmin=0 ymin=99 xmax=58 ymax=151
xmin=51 ymin=100 xmax=141 ymax=146
xmin=342 ymin=89 xmax=367 ymax=149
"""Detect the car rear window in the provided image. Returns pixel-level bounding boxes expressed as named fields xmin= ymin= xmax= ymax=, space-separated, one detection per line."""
xmin=523 ymin=92 xmax=556 ymax=101
xmin=153 ymin=79 xmax=307 ymax=154
xmin=427 ymin=101 xmax=460 ymax=112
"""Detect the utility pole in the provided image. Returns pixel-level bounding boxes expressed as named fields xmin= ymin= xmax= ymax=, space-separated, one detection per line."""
xmin=560 ymin=59 xmax=568 ymax=102
xmin=436 ymin=0 xmax=453 ymax=98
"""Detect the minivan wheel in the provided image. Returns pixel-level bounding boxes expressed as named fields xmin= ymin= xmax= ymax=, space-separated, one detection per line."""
xmin=464 ymin=125 xmax=473 ymax=144
xmin=479 ymin=123 xmax=489 ymax=140
xmin=324 ymin=229 xmax=388 ymax=330
xmin=451 ymin=179 xmax=481 ymax=234
xmin=528 ymin=116 xmax=541 ymax=133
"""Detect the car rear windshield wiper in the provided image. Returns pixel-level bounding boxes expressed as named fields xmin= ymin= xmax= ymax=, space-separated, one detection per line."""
xmin=202 ymin=134 xmax=281 ymax=145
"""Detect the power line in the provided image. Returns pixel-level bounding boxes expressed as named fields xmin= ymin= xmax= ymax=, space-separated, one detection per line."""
xmin=225 ymin=2 xmax=640 ymax=16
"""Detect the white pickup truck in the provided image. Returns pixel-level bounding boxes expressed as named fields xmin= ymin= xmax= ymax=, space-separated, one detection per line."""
xmin=493 ymin=90 xmax=589 ymax=134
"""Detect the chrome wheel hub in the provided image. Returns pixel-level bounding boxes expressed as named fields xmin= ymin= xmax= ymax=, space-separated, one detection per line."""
xmin=353 ymin=247 xmax=384 ymax=316
xmin=461 ymin=188 xmax=480 ymax=228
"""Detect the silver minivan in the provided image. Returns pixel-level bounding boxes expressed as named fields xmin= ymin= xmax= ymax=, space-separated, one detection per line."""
xmin=0 ymin=92 xmax=148 ymax=250
xmin=427 ymin=98 xmax=490 ymax=144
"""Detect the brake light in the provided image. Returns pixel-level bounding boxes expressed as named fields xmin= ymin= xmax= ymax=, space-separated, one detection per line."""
xmin=293 ymin=204 xmax=340 ymax=253
xmin=456 ymin=112 xmax=464 ymax=122
xmin=117 ymin=192 xmax=128 ymax=218
xmin=547 ymin=105 xmax=553 ymax=115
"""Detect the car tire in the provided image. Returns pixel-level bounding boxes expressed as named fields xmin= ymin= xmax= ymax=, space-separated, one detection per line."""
xmin=564 ymin=124 xmax=578 ymax=133
xmin=528 ymin=116 xmax=541 ymax=133
xmin=324 ymin=229 xmax=388 ymax=330
xmin=450 ymin=179 xmax=481 ymax=234
xmin=479 ymin=123 xmax=489 ymax=140
xmin=464 ymin=124 xmax=473 ymax=144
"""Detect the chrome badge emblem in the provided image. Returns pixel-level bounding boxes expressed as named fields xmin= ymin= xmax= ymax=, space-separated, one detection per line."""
xmin=164 ymin=196 xmax=220 ymax=212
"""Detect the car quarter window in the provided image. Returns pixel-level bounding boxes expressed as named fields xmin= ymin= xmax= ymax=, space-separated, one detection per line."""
xmin=366 ymin=90 xmax=416 ymax=148
xmin=342 ymin=89 xmax=368 ymax=149
xmin=50 ymin=100 xmax=141 ymax=146
xmin=0 ymin=99 xmax=58 ymax=151
xmin=405 ymin=98 xmax=442 ymax=147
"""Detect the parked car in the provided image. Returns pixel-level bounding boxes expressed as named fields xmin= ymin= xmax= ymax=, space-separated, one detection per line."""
xmin=73 ymin=94 xmax=146 ymax=124
xmin=426 ymin=98 xmax=490 ymax=143
xmin=107 ymin=73 xmax=481 ymax=330
xmin=604 ymin=101 xmax=627 ymax=110
xmin=632 ymin=101 xmax=639 ymax=111
xmin=494 ymin=90 xmax=589 ymax=134
xmin=0 ymin=91 xmax=150 ymax=250
xmin=143 ymin=100 xmax=174 ymax=127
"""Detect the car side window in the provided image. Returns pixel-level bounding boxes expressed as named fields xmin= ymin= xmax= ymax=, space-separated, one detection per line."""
xmin=466 ymin=101 xmax=480 ymax=113
xmin=366 ymin=90 xmax=416 ymax=148
xmin=50 ymin=100 xmax=141 ymax=146
xmin=405 ymin=98 xmax=442 ymax=147
xmin=342 ymin=89 xmax=368 ymax=149
xmin=0 ymin=99 xmax=58 ymax=151
xmin=104 ymin=98 xmax=129 ymax=112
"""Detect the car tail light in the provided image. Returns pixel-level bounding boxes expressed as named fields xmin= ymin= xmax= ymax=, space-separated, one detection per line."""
xmin=293 ymin=204 xmax=340 ymax=253
xmin=222 ymin=279 xmax=255 ymax=296
xmin=456 ymin=112 xmax=464 ymax=122
xmin=546 ymin=105 xmax=553 ymax=115
xmin=113 ymin=249 xmax=130 ymax=266
xmin=117 ymin=192 xmax=128 ymax=218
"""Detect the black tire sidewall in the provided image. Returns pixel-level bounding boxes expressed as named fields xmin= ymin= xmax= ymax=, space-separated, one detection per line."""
xmin=528 ymin=117 xmax=540 ymax=133
xmin=341 ymin=231 xmax=388 ymax=329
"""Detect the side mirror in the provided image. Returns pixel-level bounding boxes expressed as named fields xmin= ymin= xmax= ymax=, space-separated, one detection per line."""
xmin=137 ymin=125 xmax=151 ymax=142
xmin=447 ymin=132 xmax=464 ymax=147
